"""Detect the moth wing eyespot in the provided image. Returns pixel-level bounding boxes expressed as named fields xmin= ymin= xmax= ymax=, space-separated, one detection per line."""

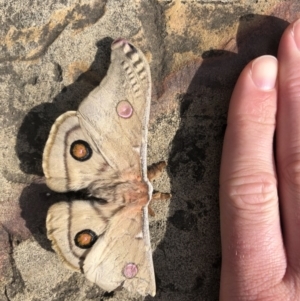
xmin=74 ymin=229 xmax=98 ymax=249
xmin=70 ymin=140 xmax=93 ymax=161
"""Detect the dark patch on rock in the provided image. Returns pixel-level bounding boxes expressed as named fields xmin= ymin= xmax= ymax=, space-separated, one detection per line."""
xmin=179 ymin=95 xmax=193 ymax=116
xmin=102 ymin=291 xmax=115 ymax=299
xmin=168 ymin=210 xmax=197 ymax=232
xmin=4 ymin=231 xmax=25 ymax=299
xmin=72 ymin=3 xmax=107 ymax=30
xmin=53 ymin=63 xmax=63 ymax=82
xmin=84 ymin=284 xmax=104 ymax=300
xmin=205 ymin=5 xmax=249 ymax=31
xmin=169 ymin=124 xmax=207 ymax=182
xmin=0 ymin=226 xmax=13 ymax=287
xmin=202 ymin=49 xmax=227 ymax=59
xmin=27 ymin=76 xmax=38 ymax=85
xmin=192 ymin=274 xmax=205 ymax=291
xmin=51 ymin=274 xmax=81 ymax=301
xmin=167 ymin=32 xmax=201 ymax=55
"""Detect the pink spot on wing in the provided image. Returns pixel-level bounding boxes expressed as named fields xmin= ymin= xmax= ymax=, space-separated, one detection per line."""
xmin=117 ymin=100 xmax=133 ymax=118
xmin=123 ymin=263 xmax=138 ymax=279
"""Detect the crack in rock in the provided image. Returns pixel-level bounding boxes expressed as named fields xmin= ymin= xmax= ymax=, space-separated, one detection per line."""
xmin=1 ymin=227 xmax=25 ymax=300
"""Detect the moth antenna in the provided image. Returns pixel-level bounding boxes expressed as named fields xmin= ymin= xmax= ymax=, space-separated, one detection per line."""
xmin=151 ymin=192 xmax=171 ymax=201
xmin=147 ymin=161 xmax=167 ymax=181
xmin=148 ymin=206 xmax=155 ymax=217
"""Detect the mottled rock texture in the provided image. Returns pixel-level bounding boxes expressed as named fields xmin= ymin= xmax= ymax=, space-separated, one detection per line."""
xmin=1 ymin=0 xmax=299 ymax=300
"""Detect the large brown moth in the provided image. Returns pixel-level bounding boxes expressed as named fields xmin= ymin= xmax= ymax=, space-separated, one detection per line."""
xmin=42 ymin=38 xmax=166 ymax=296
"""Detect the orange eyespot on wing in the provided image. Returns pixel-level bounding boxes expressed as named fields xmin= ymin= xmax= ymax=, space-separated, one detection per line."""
xmin=74 ymin=229 xmax=98 ymax=249
xmin=70 ymin=140 xmax=93 ymax=161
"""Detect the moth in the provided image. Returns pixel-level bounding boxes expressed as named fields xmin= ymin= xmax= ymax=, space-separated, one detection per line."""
xmin=42 ymin=38 xmax=169 ymax=296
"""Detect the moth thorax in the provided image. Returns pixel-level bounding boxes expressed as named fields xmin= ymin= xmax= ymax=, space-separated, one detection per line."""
xmin=124 ymin=181 xmax=149 ymax=205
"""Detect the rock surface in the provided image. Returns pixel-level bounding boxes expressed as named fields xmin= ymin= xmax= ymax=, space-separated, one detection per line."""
xmin=0 ymin=0 xmax=299 ymax=300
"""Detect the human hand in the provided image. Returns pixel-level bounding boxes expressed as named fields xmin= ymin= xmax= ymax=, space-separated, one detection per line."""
xmin=219 ymin=19 xmax=300 ymax=300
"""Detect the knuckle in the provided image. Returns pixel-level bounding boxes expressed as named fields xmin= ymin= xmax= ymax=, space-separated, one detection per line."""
xmin=232 ymin=94 xmax=276 ymax=126
xmin=221 ymin=172 xmax=277 ymax=212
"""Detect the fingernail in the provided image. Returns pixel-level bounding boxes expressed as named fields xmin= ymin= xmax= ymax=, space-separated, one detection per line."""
xmin=251 ymin=56 xmax=277 ymax=90
xmin=292 ymin=19 xmax=300 ymax=50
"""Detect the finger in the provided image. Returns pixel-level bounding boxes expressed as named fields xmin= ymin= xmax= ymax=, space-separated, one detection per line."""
xmin=277 ymin=19 xmax=300 ymax=273
xmin=219 ymin=56 xmax=286 ymax=299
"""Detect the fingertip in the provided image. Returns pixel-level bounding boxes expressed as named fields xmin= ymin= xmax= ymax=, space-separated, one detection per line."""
xmin=228 ymin=55 xmax=278 ymax=124
xmin=250 ymin=55 xmax=278 ymax=91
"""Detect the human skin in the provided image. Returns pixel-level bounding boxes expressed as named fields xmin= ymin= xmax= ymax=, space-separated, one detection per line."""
xmin=219 ymin=19 xmax=300 ymax=300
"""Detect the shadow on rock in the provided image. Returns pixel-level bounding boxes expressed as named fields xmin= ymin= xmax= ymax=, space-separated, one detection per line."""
xmin=147 ymin=14 xmax=289 ymax=301
xmin=18 ymin=183 xmax=68 ymax=251
xmin=16 ymin=37 xmax=114 ymax=249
